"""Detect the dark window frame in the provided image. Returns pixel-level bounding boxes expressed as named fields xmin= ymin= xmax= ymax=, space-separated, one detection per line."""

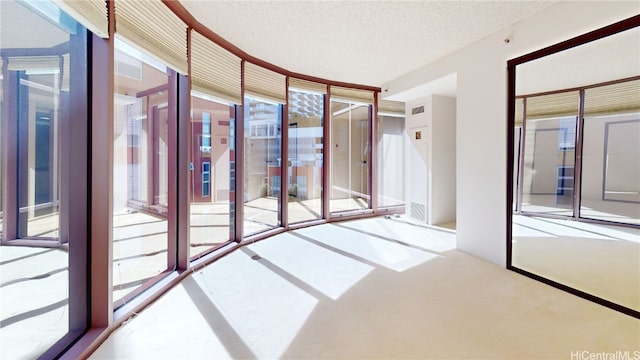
xmin=507 ymin=14 xmax=640 ymax=319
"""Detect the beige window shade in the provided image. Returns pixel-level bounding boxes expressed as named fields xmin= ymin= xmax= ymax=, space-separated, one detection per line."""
xmin=115 ymin=0 xmax=188 ymax=74
xmin=515 ymin=98 xmax=524 ymax=126
xmin=330 ymin=86 xmax=374 ymax=103
xmin=8 ymin=56 xmax=60 ymax=72
xmin=584 ymin=79 xmax=640 ymax=116
xmin=52 ymin=0 xmax=108 ymax=38
xmin=378 ymin=99 xmax=405 ymax=115
xmin=244 ymin=62 xmax=286 ymax=103
xmin=8 ymin=55 xmax=67 ymax=91
xmin=61 ymin=53 xmax=70 ymax=92
xmin=289 ymin=78 xmax=327 ymax=94
xmin=191 ymin=31 xmax=242 ymax=104
xmin=524 ymin=91 xmax=579 ymax=120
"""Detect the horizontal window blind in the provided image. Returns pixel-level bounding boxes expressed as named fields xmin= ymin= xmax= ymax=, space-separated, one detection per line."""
xmin=515 ymin=98 xmax=524 ymax=126
xmin=244 ymin=62 xmax=286 ymax=103
xmin=62 ymin=53 xmax=70 ymax=92
xmin=524 ymin=91 xmax=579 ymax=120
xmin=8 ymin=55 xmax=69 ymax=91
xmin=330 ymin=86 xmax=374 ymax=103
xmin=378 ymin=99 xmax=405 ymax=116
xmin=584 ymin=79 xmax=640 ymax=116
xmin=8 ymin=56 xmax=60 ymax=72
xmin=115 ymin=0 xmax=188 ymax=74
xmin=53 ymin=0 xmax=108 ymax=38
xmin=191 ymin=31 xmax=242 ymax=104
xmin=289 ymin=78 xmax=327 ymax=94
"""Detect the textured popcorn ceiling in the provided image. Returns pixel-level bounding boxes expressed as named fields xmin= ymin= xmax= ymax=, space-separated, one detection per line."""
xmin=179 ymin=0 xmax=557 ymax=87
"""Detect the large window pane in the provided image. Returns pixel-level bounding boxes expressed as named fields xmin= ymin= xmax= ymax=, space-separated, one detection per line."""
xmin=113 ymin=38 xmax=173 ymax=303
xmin=244 ymin=97 xmax=282 ymax=236
xmin=287 ymin=90 xmax=323 ymax=223
xmin=520 ymin=91 xmax=579 ymax=216
xmin=0 ymin=0 xmax=86 ymax=357
xmin=190 ymin=92 xmax=235 ymax=258
xmin=330 ymin=100 xmax=370 ymax=213
xmin=377 ymin=114 xmax=405 ymax=208
xmin=581 ymin=114 xmax=640 ymax=225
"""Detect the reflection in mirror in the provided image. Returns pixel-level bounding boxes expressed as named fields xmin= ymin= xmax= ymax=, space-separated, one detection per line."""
xmin=510 ymin=22 xmax=640 ymax=316
xmin=330 ymin=100 xmax=371 ymax=214
xmin=0 ymin=0 xmax=87 ymax=356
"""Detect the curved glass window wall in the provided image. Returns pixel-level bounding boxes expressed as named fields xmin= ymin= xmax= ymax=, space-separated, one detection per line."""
xmin=0 ymin=0 xmax=393 ymax=357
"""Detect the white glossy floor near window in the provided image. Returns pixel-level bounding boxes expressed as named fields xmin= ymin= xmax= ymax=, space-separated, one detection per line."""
xmin=0 ymin=246 xmax=68 ymax=359
xmin=91 ymin=216 xmax=639 ymax=359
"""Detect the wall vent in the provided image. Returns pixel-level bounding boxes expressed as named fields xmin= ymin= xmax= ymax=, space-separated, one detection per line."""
xmin=410 ymin=202 xmax=426 ymax=222
xmin=411 ymin=105 xmax=425 ymax=115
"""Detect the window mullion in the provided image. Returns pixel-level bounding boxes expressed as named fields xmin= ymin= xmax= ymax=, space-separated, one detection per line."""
xmin=573 ymin=89 xmax=586 ymax=219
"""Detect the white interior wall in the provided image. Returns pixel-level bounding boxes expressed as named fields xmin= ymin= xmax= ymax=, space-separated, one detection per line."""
xmin=430 ymin=95 xmax=456 ymax=225
xmin=405 ymin=97 xmax=430 ymax=223
xmin=404 ymin=96 xmax=456 ymax=225
xmin=383 ymin=1 xmax=640 ymax=266
xmin=378 ymin=116 xmax=405 ymax=206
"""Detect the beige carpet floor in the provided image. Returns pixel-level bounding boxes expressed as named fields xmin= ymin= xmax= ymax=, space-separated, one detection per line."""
xmin=91 ymin=217 xmax=639 ymax=359
xmin=513 ymin=215 xmax=640 ymax=311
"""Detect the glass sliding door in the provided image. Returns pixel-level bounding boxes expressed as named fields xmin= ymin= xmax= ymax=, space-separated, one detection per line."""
xmin=287 ymin=89 xmax=323 ymax=223
xmin=190 ymin=92 xmax=235 ymax=258
xmin=113 ymin=38 xmax=173 ymax=303
xmin=520 ymin=91 xmax=579 ymax=217
xmin=15 ymin=64 xmax=60 ymax=239
xmin=330 ymin=99 xmax=371 ymax=214
xmin=243 ymin=96 xmax=282 ymax=236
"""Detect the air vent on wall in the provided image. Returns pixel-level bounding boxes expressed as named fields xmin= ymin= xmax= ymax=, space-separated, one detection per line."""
xmin=410 ymin=202 xmax=426 ymax=222
xmin=411 ymin=105 xmax=425 ymax=115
